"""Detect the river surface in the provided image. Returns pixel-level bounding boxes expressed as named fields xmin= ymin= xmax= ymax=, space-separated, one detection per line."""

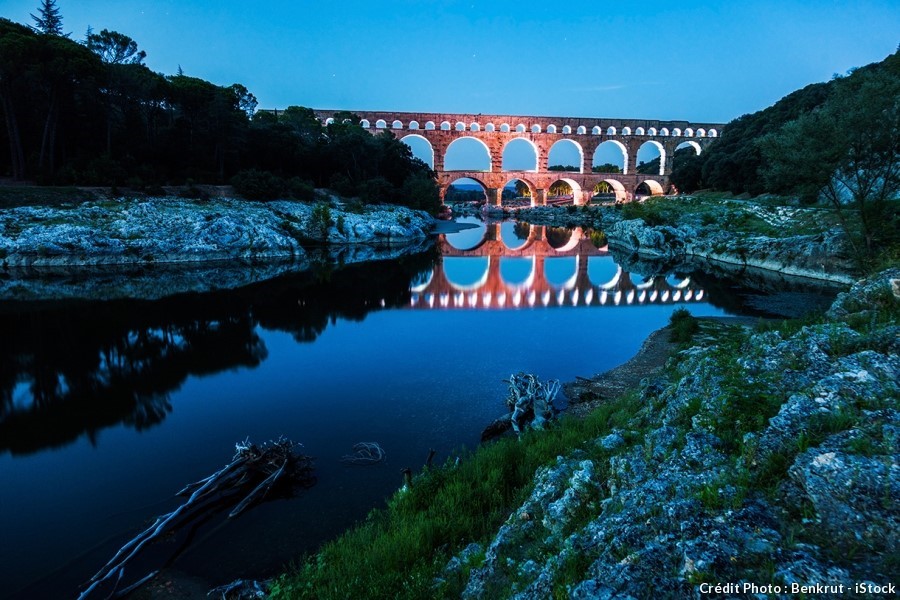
xmin=0 ymin=218 xmax=840 ymax=599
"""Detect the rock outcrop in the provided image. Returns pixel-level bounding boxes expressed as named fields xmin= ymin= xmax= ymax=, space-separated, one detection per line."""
xmin=447 ymin=269 xmax=898 ymax=598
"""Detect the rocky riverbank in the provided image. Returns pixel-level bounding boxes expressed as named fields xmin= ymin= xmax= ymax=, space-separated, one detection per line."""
xmin=0 ymin=195 xmax=434 ymax=300
xmin=443 ymin=268 xmax=898 ymax=598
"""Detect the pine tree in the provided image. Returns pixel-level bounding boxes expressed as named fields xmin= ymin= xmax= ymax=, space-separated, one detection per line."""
xmin=31 ymin=0 xmax=64 ymax=36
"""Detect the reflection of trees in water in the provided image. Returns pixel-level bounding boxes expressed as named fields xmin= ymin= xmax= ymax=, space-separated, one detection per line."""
xmin=545 ymin=227 xmax=573 ymax=249
xmin=513 ymin=222 xmax=531 ymax=241
xmin=0 ymin=250 xmax=437 ymax=455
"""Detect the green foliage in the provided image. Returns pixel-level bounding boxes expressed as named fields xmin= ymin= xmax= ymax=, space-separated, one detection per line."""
xmin=592 ymin=163 xmax=622 ymax=173
xmin=548 ymin=164 xmax=579 ymax=172
xmin=230 ymin=169 xmax=286 ymax=201
xmin=668 ymin=308 xmax=700 ymax=343
xmin=309 ymin=202 xmax=332 ymax=241
xmin=589 ymin=230 xmax=608 ymax=248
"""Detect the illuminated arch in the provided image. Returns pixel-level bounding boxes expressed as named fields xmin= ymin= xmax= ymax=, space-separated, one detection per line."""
xmin=576 ymin=126 xmax=587 ymax=135
xmin=392 ymin=120 xmax=403 ymax=129
xmin=547 ymin=139 xmax=585 ymax=174
xmin=485 ymin=123 xmax=496 ymax=132
xmin=676 ymin=140 xmax=702 ymax=155
xmin=637 ymin=140 xmax=666 ymax=176
xmin=647 ymin=127 xmax=657 ymax=136
xmin=401 ymin=134 xmax=435 ymax=169
xmin=375 ymin=119 xmax=387 ymax=129
xmin=360 ymin=119 xmax=370 ymax=128
xmin=409 ymin=120 xmax=420 ymax=130
xmin=635 ymin=127 xmax=645 ymax=135
xmin=708 ymin=128 xmax=718 ymax=138
xmin=598 ymin=179 xmax=627 ymax=203
xmin=550 ymin=177 xmax=585 ymax=205
xmin=546 ymin=124 xmax=557 ymax=134
xmin=672 ymin=128 xmax=682 ymax=136
xmin=515 ymin=123 xmax=526 ymax=133
xmin=562 ymin=125 xmax=572 ymax=134
xmin=696 ymin=128 xmax=706 ymax=137
xmin=470 ymin=122 xmax=481 ymax=132
xmin=635 ymin=179 xmax=665 ymax=196
xmin=455 ymin=121 xmax=466 ymax=131
xmin=588 ymin=257 xmax=621 ymax=287
xmin=425 ymin=121 xmax=435 ymax=130
xmin=593 ymin=139 xmax=629 ymax=174
xmin=503 ymin=177 xmax=539 ymax=208
xmin=621 ymin=126 xmax=632 ymax=135
xmin=502 ymin=138 xmax=539 ymax=172
xmin=441 ymin=121 xmax=451 ymax=131
xmin=531 ymin=124 xmax=541 ymax=133
xmin=500 ymin=123 xmax=511 ymax=133
xmin=684 ymin=128 xmax=694 ymax=137
xmin=445 ymin=137 xmax=492 ymax=171
xmin=659 ymin=127 xmax=669 ymax=136
xmin=325 ymin=117 xmax=334 ymax=125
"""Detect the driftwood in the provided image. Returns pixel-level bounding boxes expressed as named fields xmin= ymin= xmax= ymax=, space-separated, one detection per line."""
xmin=78 ymin=437 xmax=314 ymax=600
xmin=340 ymin=442 xmax=386 ymax=465
xmin=506 ymin=372 xmax=561 ymax=436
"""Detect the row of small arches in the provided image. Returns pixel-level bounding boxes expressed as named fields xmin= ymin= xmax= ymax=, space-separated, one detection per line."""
xmin=323 ymin=117 xmax=717 ymax=138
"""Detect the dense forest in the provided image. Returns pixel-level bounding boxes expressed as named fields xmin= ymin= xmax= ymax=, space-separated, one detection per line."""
xmin=0 ymin=5 xmax=439 ymax=211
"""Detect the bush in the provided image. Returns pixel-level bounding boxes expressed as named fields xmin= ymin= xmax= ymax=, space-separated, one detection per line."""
xmin=589 ymin=230 xmax=608 ymax=248
xmin=288 ymin=177 xmax=316 ymax=201
xmin=231 ymin=169 xmax=286 ymax=201
xmin=309 ymin=202 xmax=332 ymax=241
xmin=329 ymin=173 xmax=359 ymax=198
xmin=669 ymin=307 xmax=700 ymax=343
xmin=361 ymin=177 xmax=396 ymax=205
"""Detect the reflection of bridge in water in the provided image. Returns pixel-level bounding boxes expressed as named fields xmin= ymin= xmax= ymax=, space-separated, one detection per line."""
xmin=409 ymin=223 xmax=705 ymax=309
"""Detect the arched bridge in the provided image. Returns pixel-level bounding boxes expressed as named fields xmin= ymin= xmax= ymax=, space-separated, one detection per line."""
xmin=312 ymin=109 xmax=724 ymax=204
xmin=409 ymin=224 xmax=706 ymax=309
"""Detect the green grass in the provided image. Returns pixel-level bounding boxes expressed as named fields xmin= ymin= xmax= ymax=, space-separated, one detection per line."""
xmin=270 ymin=393 xmax=644 ymax=600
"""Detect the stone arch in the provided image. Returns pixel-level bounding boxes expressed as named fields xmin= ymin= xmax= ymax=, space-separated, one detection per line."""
xmin=392 ymin=120 xmax=403 ymax=129
xmin=470 ymin=122 xmax=481 ymax=132
xmin=441 ymin=121 xmax=451 ymax=130
xmin=637 ymin=140 xmax=666 ymax=176
xmin=562 ymin=125 xmax=572 ymax=134
xmin=547 ymin=139 xmax=584 ymax=173
xmin=443 ymin=176 xmax=489 ymax=206
xmin=708 ymin=128 xmax=718 ymax=138
xmin=502 ymin=138 xmax=539 ymax=172
xmin=500 ymin=123 xmax=511 ymax=133
xmin=401 ymin=134 xmax=435 ymax=169
xmin=621 ymin=126 xmax=632 ymax=135
xmin=485 ymin=123 xmax=496 ymax=132
xmin=606 ymin=126 xmax=616 ymax=135
xmin=325 ymin=117 xmax=334 ymax=126
xmin=672 ymin=128 xmax=682 ymax=136
xmin=696 ymin=128 xmax=706 ymax=137
xmin=376 ymin=119 xmax=387 ymax=129
xmin=409 ymin=120 xmax=419 ymax=130
xmin=360 ymin=119 xmax=371 ymax=128
xmin=425 ymin=121 xmax=435 ymax=130
xmin=531 ymin=124 xmax=541 ymax=133
xmin=595 ymin=179 xmax=628 ymax=203
xmin=676 ymin=140 xmax=702 ymax=155
xmin=576 ymin=126 xmax=587 ymax=135
xmin=503 ymin=176 xmax=539 ymax=208
xmin=635 ymin=127 xmax=645 ymax=135
xmin=551 ymin=177 xmax=585 ymax=205
xmin=593 ymin=139 xmax=629 ymax=174
xmin=647 ymin=127 xmax=657 ymax=136
xmin=635 ymin=179 xmax=665 ymax=197
xmin=547 ymin=124 xmax=557 ymax=134
xmin=515 ymin=123 xmax=527 ymax=133
xmin=455 ymin=121 xmax=466 ymax=131
xmin=684 ymin=128 xmax=694 ymax=137
xmin=445 ymin=137 xmax=492 ymax=171
xmin=591 ymin=126 xmax=601 ymax=135
xmin=659 ymin=127 xmax=669 ymax=136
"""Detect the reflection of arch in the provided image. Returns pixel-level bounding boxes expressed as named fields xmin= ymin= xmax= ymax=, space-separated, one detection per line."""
xmin=676 ymin=141 xmax=702 ymax=155
xmin=545 ymin=256 xmax=579 ymax=289
xmin=499 ymin=221 xmax=532 ymax=250
xmin=547 ymin=139 xmax=584 ymax=173
xmin=410 ymin=269 xmax=434 ymax=292
xmin=588 ymin=258 xmax=621 ymax=287
xmin=499 ymin=256 xmax=536 ymax=289
xmin=443 ymin=213 xmax=487 ymax=250
xmin=401 ymin=134 xmax=435 ymax=169
xmin=637 ymin=140 xmax=666 ymax=176
xmin=502 ymin=138 xmax=539 ymax=172
xmin=445 ymin=137 xmax=492 ymax=171
xmin=593 ymin=140 xmax=629 ymax=174
xmin=444 ymin=257 xmax=490 ymax=291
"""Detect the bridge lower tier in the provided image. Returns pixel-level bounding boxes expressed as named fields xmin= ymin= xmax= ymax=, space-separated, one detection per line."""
xmin=439 ymin=171 xmax=673 ymax=204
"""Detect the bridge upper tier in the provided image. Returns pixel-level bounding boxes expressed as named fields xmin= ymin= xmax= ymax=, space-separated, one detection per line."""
xmin=311 ymin=109 xmax=725 ymax=139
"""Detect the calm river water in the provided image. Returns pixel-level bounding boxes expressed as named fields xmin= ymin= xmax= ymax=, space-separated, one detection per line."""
xmin=0 ymin=218 xmax=839 ymax=599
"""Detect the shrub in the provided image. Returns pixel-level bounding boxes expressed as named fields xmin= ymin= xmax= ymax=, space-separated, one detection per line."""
xmin=669 ymin=307 xmax=700 ymax=343
xmin=361 ymin=177 xmax=396 ymax=205
xmin=231 ymin=169 xmax=286 ymax=201
xmin=309 ymin=202 xmax=332 ymax=241
xmin=589 ymin=230 xmax=608 ymax=248
xmin=289 ymin=177 xmax=316 ymax=201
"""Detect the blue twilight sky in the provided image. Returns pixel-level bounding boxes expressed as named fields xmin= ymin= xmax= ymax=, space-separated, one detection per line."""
xmin=1 ymin=0 xmax=897 ymax=124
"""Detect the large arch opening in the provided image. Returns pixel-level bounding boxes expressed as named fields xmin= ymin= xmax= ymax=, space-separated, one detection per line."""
xmin=592 ymin=140 xmax=628 ymax=174
xmin=547 ymin=178 xmax=583 ymax=206
xmin=675 ymin=141 xmax=702 ymax=156
xmin=444 ymin=137 xmax=492 ymax=171
xmin=591 ymin=179 xmax=628 ymax=204
xmin=501 ymin=178 xmax=535 ymax=209
xmin=400 ymin=134 xmax=434 ymax=169
xmin=636 ymin=141 xmax=665 ymax=176
xmin=444 ymin=177 xmax=488 ymax=211
xmin=502 ymin=138 xmax=539 ymax=172
xmin=547 ymin=139 xmax=583 ymax=173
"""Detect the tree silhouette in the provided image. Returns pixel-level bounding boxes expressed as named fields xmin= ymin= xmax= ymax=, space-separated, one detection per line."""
xmin=31 ymin=0 xmax=64 ymax=36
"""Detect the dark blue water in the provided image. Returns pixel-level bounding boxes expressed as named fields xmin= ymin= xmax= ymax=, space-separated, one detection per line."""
xmin=0 ymin=219 xmax=839 ymax=599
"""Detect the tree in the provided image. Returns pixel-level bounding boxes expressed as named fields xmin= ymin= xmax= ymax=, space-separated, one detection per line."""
xmin=592 ymin=163 xmax=621 ymax=173
xmin=761 ymin=60 xmax=900 ymax=257
xmin=31 ymin=0 xmax=64 ymax=36
xmin=85 ymin=29 xmax=145 ymax=64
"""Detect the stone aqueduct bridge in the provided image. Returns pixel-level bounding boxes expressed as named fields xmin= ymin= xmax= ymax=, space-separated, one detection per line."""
xmin=409 ymin=224 xmax=706 ymax=310
xmin=313 ymin=109 xmax=725 ymax=204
